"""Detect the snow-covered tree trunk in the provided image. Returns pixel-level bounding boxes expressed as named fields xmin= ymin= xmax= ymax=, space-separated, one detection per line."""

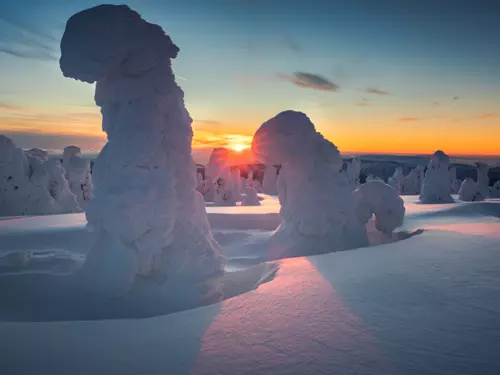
xmin=59 ymin=4 xmax=224 ymax=298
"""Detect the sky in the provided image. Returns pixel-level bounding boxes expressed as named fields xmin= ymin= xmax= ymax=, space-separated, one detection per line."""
xmin=0 ymin=0 xmax=499 ymax=163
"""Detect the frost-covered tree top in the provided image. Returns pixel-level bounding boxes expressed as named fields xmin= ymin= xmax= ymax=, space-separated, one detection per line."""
xmin=63 ymin=146 xmax=82 ymax=159
xmin=26 ymin=148 xmax=48 ymax=162
xmin=252 ymin=110 xmax=342 ymax=170
xmin=60 ymin=5 xmax=179 ymax=85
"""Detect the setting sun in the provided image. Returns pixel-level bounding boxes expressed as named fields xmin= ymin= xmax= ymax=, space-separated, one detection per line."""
xmin=230 ymin=144 xmax=248 ymax=152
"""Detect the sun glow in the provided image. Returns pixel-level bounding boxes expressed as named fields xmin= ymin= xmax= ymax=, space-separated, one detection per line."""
xmin=230 ymin=144 xmax=248 ymax=152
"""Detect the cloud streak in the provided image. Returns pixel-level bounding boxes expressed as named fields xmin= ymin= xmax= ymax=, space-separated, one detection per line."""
xmin=365 ymin=88 xmax=390 ymax=96
xmin=399 ymin=117 xmax=424 ymax=122
xmin=277 ymin=72 xmax=339 ymax=92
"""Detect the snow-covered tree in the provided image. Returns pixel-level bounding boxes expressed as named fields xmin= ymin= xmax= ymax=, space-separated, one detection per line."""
xmin=231 ymin=167 xmax=242 ymax=201
xmin=401 ymin=166 xmax=424 ymax=195
xmin=458 ymin=162 xmax=489 ymax=202
xmin=490 ymin=181 xmax=500 ymax=198
xmin=262 ymin=164 xmax=279 ymax=195
xmin=388 ymin=167 xmax=405 ymax=194
xmin=0 ymin=136 xmax=80 ymax=216
xmin=60 ymin=4 xmax=224 ymax=299
xmin=241 ymin=186 xmax=261 ymax=206
xmin=252 ymin=111 xmax=379 ymax=259
xmin=354 ymin=180 xmax=405 ymax=235
xmin=419 ymin=151 xmax=454 ymax=204
xmin=205 ymin=148 xmax=236 ymax=206
xmin=25 ymin=148 xmax=48 ymax=162
xmin=62 ymin=146 xmax=93 ymax=208
xmin=342 ymin=157 xmax=361 ymax=189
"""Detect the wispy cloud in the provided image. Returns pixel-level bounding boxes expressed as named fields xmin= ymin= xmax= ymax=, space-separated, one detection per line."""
xmin=355 ymin=98 xmax=371 ymax=107
xmin=365 ymin=88 xmax=391 ymax=96
xmin=0 ymin=12 xmax=59 ymax=61
xmin=193 ymin=119 xmax=224 ymax=127
xmin=277 ymin=72 xmax=340 ymax=92
xmin=0 ymin=45 xmax=57 ymax=60
xmin=479 ymin=113 xmax=496 ymax=119
xmin=453 ymin=96 xmax=460 ymax=101
xmin=281 ymin=35 xmax=302 ymax=53
xmin=0 ymin=102 xmax=23 ymax=111
xmin=399 ymin=117 xmax=424 ymax=122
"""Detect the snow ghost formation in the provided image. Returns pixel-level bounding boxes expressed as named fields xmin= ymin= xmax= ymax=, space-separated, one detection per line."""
xmin=388 ymin=167 xmax=405 ymax=194
xmin=62 ymin=146 xmax=93 ymax=207
xmin=242 ymin=186 xmax=261 ymax=206
xmin=354 ymin=180 xmax=405 ymax=235
xmin=401 ymin=166 xmax=424 ymax=195
xmin=0 ymin=135 xmax=80 ymax=216
xmin=342 ymin=157 xmax=361 ymax=189
xmin=205 ymin=148 xmax=236 ymax=205
xmin=252 ymin=111 xmax=376 ymax=259
xmin=419 ymin=150 xmax=454 ymax=204
xmin=262 ymin=164 xmax=279 ymax=195
xmin=60 ymin=5 xmax=224 ymax=298
xmin=458 ymin=163 xmax=489 ymax=202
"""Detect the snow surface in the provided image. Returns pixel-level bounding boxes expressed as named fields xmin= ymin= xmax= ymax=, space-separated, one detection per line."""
xmin=1 ymin=196 xmax=500 ymax=374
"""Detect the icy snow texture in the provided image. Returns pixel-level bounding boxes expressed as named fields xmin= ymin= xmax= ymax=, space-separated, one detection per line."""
xmin=419 ymin=150 xmax=454 ymax=204
xmin=458 ymin=163 xmax=489 ymax=202
xmin=262 ymin=164 xmax=278 ymax=195
xmin=354 ymin=180 xmax=405 ymax=235
xmin=241 ymin=186 xmax=261 ymax=206
xmin=252 ymin=111 xmax=370 ymax=258
xmin=59 ymin=5 xmax=224 ymax=296
xmin=388 ymin=167 xmax=404 ymax=194
xmin=62 ymin=146 xmax=93 ymax=207
xmin=402 ymin=166 xmax=424 ymax=195
xmin=0 ymin=136 xmax=81 ymax=216
xmin=342 ymin=157 xmax=361 ymax=189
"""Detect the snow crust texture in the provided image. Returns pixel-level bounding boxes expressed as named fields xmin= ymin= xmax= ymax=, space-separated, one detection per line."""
xmin=59 ymin=4 xmax=224 ymax=298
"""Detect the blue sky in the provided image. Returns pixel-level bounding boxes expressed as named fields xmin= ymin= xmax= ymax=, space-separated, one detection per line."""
xmin=1 ymin=0 xmax=500 ymax=159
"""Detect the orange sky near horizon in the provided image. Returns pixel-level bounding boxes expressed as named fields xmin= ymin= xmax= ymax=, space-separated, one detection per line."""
xmin=1 ymin=103 xmax=499 ymax=163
